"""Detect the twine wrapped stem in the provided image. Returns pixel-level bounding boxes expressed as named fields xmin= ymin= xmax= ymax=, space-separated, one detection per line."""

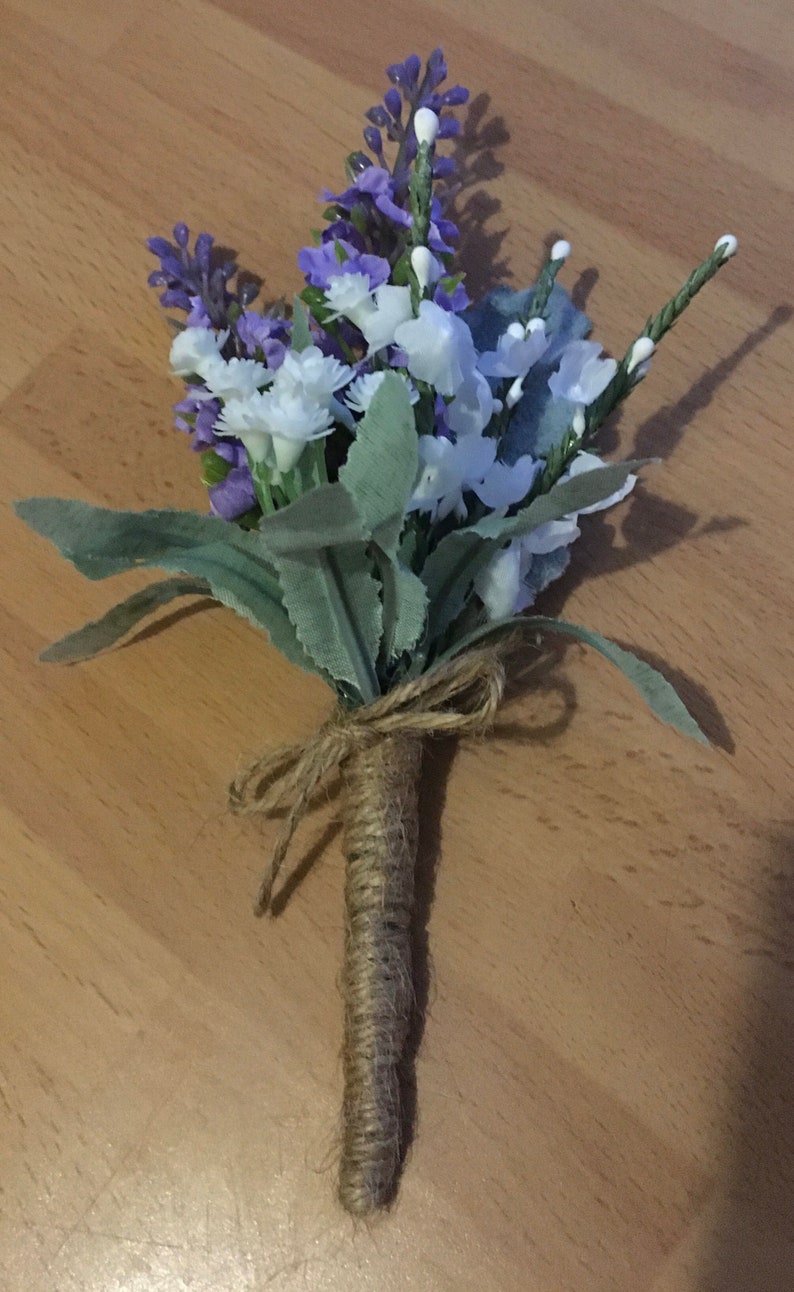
xmin=228 ymin=644 xmax=510 ymax=1213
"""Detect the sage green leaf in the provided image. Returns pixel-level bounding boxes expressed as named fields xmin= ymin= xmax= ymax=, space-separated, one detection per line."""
xmin=442 ymin=613 xmax=707 ymax=745
xmin=273 ymin=547 xmax=381 ymax=703
xmin=339 ymin=373 xmax=427 ymax=660
xmin=40 ymin=576 xmax=212 ymax=663
xmin=256 ymin=486 xmax=382 ymax=701
xmin=15 ymin=499 xmax=237 ymax=579
xmin=257 ymin=483 xmax=367 ymax=552
xmin=339 ymin=373 xmax=418 ymax=552
xmin=471 ymin=460 xmax=651 ymax=543
xmin=291 ymin=297 xmax=313 ymax=352
xmin=15 ymin=498 xmax=316 ymax=676
xmin=420 ymin=460 xmax=650 ymax=648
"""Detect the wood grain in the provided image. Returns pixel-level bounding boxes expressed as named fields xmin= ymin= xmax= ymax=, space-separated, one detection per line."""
xmin=1 ymin=1 xmax=793 ymax=1288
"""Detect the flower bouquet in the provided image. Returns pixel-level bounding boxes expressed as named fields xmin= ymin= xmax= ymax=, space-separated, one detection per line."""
xmin=16 ymin=48 xmax=736 ymax=1215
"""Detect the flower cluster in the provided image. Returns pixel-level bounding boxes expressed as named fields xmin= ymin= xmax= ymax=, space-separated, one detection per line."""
xmin=148 ymin=49 xmax=737 ymax=633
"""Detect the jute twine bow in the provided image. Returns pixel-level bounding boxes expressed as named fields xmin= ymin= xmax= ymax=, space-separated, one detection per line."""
xmin=228 ymin=643 xmax=508 ymax=915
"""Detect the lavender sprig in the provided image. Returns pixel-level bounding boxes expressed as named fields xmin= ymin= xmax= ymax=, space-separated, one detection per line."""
xmin=147 ymin=223 xmax=259 ymax=329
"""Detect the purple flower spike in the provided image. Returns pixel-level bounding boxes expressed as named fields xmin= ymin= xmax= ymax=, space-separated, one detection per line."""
xmin=442 ymin=85 xmax=470 ymax=107
xmin=363 ymin=126 xmax=383 ymax=158
xmin=366 ymin=105 xmax=390 ymax=127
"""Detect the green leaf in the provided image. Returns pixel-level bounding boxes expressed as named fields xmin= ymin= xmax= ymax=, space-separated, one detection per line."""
xmin=256 ymin=485 xmax=382 ymax=701
xmin=340 ymin=374 xmax=417 ymax=553
xmin=199 ymin=449 xmax=232 ymax=487
xmin=420 ymin=460 xmax=649 ymax=649
xmin=340 ymin=374 xmax=427 ymax=660
xmin=291 ymin=297 xmax=313 ymax=352
xmin=40 ymin=576 xmax=212 ymax=663
xmin=442 ymin=614 xmax=707 ymax=745
xmin=15 ymin=499 xmax=316 ymax=676
xmin=472 ymin=460 xmax=650 ymax=543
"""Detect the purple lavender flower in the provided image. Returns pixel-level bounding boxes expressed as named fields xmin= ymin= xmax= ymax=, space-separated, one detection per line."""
xmin=323 ymin=167 xmax=412 ymax=230
xmin=236 ymin=312 xmax=290 ymax=368
xmin=434 ymin=280 xmax=470 ymax=313
xmin=172 ymin=386 xmax=222 ymax=448
xmin=147 ymin=223 xmax=260 ymax=330
xmin=297 ymin=239 xmax=391 ymax=290
xmin=209 ymin=458 xmax=258 ymax=521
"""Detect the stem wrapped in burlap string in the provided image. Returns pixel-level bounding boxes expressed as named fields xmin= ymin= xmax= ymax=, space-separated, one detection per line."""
xmin=228 ymin=644 xmax=508 ymax=1215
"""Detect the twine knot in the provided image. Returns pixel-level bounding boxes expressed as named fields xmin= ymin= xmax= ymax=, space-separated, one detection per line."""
xmin=228 ymin=644 xmax=508 ymax=914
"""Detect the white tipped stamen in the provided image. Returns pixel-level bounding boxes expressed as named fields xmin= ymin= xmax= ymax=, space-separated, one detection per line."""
xmin=627 ymin=335 xmax=656 ymax=374
xmin=413 ymin=108 xmax=440 ymax=148
xmin=551 ymin=239 xmax=572 ymax=262
xmin=410 ymin=245 xmax=438 ymax=292
xmin=714 ymin=233 xmax=738 ymax=260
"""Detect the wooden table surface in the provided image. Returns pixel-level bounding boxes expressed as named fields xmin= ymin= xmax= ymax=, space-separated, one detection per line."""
xmin=2 ymin=2 xmax=793 ymax=1289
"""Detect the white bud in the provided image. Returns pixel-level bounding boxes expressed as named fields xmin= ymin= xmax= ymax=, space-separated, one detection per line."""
xmin=551 ymin=239 xmax=572 ymax=262
xmin=410 ymin=245 xmax=437 ymax=291
xmin=627 ymin=335 xmax=656 ymax=374
xmin=413 ymin=108 xmax=440 ymax=147
xmin=506 ymin=377 xmax=524 ymax=409
xmin=506 ymin=321 xmax=526 ymax=341
xmin=572 ymin=405 xmax=586 ymax=438
xmin=714 ymin=233 xmax=738 ymax=260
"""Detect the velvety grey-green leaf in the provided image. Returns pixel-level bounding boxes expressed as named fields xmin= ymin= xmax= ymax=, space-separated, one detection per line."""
xmin=471 ymin=460 xmax=650 ymax=542
xmin=275 ymin=546 xmax=382 ymax=703
xmin=291 ymin=297 xmax=313 ymax=353
xmin=39 ymin=577 xmax=212 ymax=663
xmin=528 ymin=617 xmax=707 ymax=743
xmin=15 ymin=498 xmax=317 ymax=676
xmin=419 ymin=460 xmax=649 ymax=649
xmin=420 ymin=530 xmax=493 ymax=648
xmin=339 ymin=373 xmax=418 ymax=552
xmin=381 ymin=558 xmax=428 ymax=660
xmin=256 ymin=483 xmax=366 ymax=556
xmin=14 ymin=498 xmax=236 ymax=579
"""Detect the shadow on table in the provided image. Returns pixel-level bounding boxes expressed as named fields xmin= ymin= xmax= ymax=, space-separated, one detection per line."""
xmin=698 ymin=826 xmax=794 ymax=1290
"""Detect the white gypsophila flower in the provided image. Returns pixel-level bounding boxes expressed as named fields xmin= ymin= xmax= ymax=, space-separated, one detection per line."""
xmin=276 ymin=345 xmax=352 ymax=406
xmin=214 ymin=393 xmax=272 ymax=464
xmin=344 ymin=370 xmax=419 ymax=416
xmin=475 ymin=541 xmax=523 ymax=621
xmin=266 ymin=391 xmax=335 ymax=472
xmin=169 ymin=326 xmax=228 ymax=378
xmin=393 ymin=299 xmax=478 ymax=396
xmin=561 ymin=451 xmax=637 ymax=515
xmin=413 ymin=107 xmax=440 ymax=147
xmin=445 ymin=370 xmax=497 ymax=437
xmin=324 ymin=272 xmax=376 ymax=330
xmin=359 ymin=285 xmax=414 ymax=354
xmin=478 ymin=318 xmax=549 ymax=379
xmin=407 ymin=432 xmax=496 ymax=522
xmin=548 ymin=340 xmax=618 ymax=406
xmin=201 ymin=355 xmax=272 ymax=402
xmin=473 ymin=454 xmax=541 ymax=511
xmin=214 ymin=387 xmax=334 ymax=473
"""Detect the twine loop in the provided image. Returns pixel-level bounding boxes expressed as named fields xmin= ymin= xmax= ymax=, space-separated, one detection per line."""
xmin=228 ymin=644 xmax=508 ymax=914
